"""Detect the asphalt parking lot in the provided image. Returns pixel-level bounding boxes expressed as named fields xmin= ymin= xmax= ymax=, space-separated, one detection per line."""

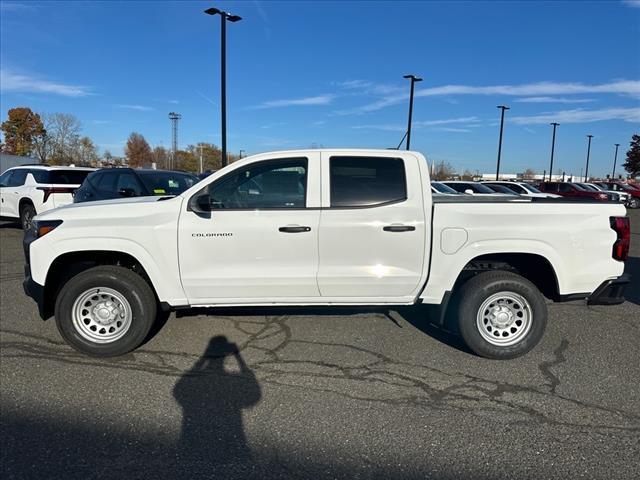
xmin=1 ymin=212 xmax=639 ymax=480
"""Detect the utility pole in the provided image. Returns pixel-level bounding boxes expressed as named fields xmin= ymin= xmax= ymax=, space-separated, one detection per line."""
xmin=204 ymin=7 xmax=242 ymax=168
xmin=168 ymin=112 xmax=181 ymax=170
xmin=403 ymin=74 xmax=423 ymax=150
xmin=612 ymin=143 xmax=620 ymax=179
xmin=239 ymin=149 xmax=245 ymax=159
xmin=584 ymin=134 xmax=593 ymax=182
xmin=548 ymin=122 xmax=560 ymax=181
xmin=199 ymin=144 xmax=204 ymax=174
xmin=495 ymin=105 xmax=509 ymax=180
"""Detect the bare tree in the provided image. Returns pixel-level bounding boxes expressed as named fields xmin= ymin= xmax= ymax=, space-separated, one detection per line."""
xmin=522 ymin=168 xmax=536 ymax=180
xmin=431 ymin=161 xmax=457 ymax=181
xmin=46 ymin=113 xmax=82 ymax=165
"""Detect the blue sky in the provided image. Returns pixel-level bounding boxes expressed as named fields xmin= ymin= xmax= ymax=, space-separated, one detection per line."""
xmin=1 ymin=0 xmax=639 ymax=176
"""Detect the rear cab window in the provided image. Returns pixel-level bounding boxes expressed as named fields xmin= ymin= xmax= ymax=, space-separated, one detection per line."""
xmin=329 ymin=156 xmax=407 ymax=207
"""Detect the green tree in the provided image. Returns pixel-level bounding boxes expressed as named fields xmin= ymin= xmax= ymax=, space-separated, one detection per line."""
xmin=0 ymin=107 xmax=45 ymax=156
xmin=622 ymin=134 xmax=640 ymax=178
xmin=175 ymin=150 xmax=198 ymax=172
xmin=124 ymin=132 xmax=152 ymax=168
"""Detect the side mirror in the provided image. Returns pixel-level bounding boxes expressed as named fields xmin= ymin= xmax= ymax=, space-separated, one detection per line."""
xmin=464 ymin=189 xmax=474 ymax=194
xmin=190 ymin=193 xmax=212 ymax=213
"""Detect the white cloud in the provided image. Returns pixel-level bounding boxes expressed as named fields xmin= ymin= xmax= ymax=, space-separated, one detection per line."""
xmin=0 ymin=2 xmax=36 ymax=12
xmin=0 ymin=69 xmax=91 ymax=97
xmin=252 ymin=94 xmax=334 ymax=109
xmin=115 ymin=104 xmax=154 ymax=111
xmin=352 ymin=116 xmax=481 ymax=131
xmin=437 ymin=127 xmax=472 ymax=133
xmin=342 ymin=80 xmax=640 ymax=114
xmin=514 ymin=96 xmax=595 ymax=104
xmin=92 ymin=120 xmax=111 ymax=125
xmin=622 ymin=0 xmax=640 ymax=7
xmin=510 ymin=107 xmax=640 ymax=125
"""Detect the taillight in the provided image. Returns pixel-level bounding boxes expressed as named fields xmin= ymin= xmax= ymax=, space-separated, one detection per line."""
xmin=37 ymin=186 xmax=77 ymax=203
xmin=610 ymin=216 xmax=630 ymax=261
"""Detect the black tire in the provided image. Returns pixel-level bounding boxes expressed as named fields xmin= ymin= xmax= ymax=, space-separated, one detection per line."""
xmin=20 ymin=202 xmax=36 ymax=231
xmin=456 ymin=270 xmax=547 ymax=360
xmin=54 ymin=265 xmax=157 ymax=357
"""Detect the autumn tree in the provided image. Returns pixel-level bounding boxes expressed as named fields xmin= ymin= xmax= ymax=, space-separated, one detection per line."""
xmin=175 ymin=150 xmax=198 ymax=172
xmin=460 ymin=169 xmax=474 ymax=181
xmin=0 ymin=107 xmax=45 ymax=156
xmin=623 ymin=134 xmax=640 ymax=178
xmin=431 ymin=161 xmax=456 ymax=181
xmin=124 ymin=132 xmax=152 ymax=168
xmin=186 ymin=143 xmax=223 ymax=172
xmin=75 ymin=136 xmax=99 ymax=166
xmin=151 ymin=146 xmax=169 ymax=169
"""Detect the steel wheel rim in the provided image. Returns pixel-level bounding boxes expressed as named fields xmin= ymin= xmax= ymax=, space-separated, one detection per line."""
xmin=72 ymin=287 xmax=132 ymax=344
xmin=22 ymin=208 xmax=33 ymax=230
xmin=476 ymin=291 xmax=532 ymax=346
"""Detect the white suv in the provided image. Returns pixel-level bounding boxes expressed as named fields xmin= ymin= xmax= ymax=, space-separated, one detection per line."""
xmin=0 ymin=165 xmax=95 ymax=230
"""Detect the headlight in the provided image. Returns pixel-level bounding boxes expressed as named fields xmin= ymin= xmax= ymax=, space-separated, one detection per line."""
xmin=35 ymin=220 xmax=63 ymax=238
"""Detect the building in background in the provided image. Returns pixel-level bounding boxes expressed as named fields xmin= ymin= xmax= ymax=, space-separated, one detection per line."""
xmin=0 ymin=153 xmax=39 ymax=174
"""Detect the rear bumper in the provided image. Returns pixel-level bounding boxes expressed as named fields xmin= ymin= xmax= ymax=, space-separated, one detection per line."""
xmin=587 ymin=274 xmax=630 ymax=305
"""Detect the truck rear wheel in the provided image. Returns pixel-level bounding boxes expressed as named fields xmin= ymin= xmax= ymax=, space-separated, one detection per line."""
xmin=54 ymin=265 xmax=157 ymax=357
xmin=456 ymin=271 xmax=547 ymax=359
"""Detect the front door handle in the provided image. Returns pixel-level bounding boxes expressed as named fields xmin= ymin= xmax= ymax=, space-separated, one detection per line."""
xmin=279 ymin=225 xmax=311 ymax=233
xmin=383 ymin=225 xmax=415 ymax=232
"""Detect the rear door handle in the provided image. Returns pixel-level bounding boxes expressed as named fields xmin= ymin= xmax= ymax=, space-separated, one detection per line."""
xmin=383 ymin=225 xmax=415 ymax=232
xmin=279 ymin=225 xmax=311 ymax=233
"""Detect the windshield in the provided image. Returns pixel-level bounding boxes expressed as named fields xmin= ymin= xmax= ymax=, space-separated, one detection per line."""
xmin=572 ymin=183 xmax=587 ymax=191
xmin=520 ymin=183 xmax=542 ymax=193
xmin=621 ymin=184 xmax=638 ymax=192
xmin=486 ymin=184 xmax=518 ymax=194
xmin=431 ymin=182 xmax=458 ymax=194
xmin=579 ymin=183 xmax=598 ymax=191
xmin=138 ymin=171 xmax=199 ymax=195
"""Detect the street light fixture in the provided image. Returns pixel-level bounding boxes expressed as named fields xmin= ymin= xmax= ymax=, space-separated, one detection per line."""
xmin=584 ymin=135 xmax=593 ymax=181
xmin=495 ymin=105 xmax=509 ymax=180
xmin=612 ymin=143 xmax=620 ymax=179
xmin=204 ymin=7 xmax=242 ymax=168
xmin=548 ymin=122 xmax=560 ymax=181
xmin=403 ymin=74 xmax=422 ymax=150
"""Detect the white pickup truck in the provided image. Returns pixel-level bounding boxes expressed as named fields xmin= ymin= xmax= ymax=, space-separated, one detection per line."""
xmin=23 ymin=149 xmax=631 ymax=359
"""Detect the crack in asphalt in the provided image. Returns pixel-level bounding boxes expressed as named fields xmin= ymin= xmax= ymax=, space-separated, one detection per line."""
xmin=2 ymin=317 xmax=639 ymax=435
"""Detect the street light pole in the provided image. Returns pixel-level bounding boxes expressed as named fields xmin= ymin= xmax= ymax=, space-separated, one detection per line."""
xmin=584 ymin=134 xmax=593 ymax=181
xmin=403 ymin=74 xmax=422 ymax=150
xmin=204 ymin=7 xmax=242 ymax=168
xmin=548 ymin=122 xmax=560 ymax=181
xmin=495 ymin=105 xmax=509 ymax=180
xmin=612 ymin=143 xmax=620 ymax=180
xmin=239 ymin=149 xmax=245 ymax=159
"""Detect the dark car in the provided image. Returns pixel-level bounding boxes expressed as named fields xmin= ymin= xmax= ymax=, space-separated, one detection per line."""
xmin=74 ymin=168 xmax=199 ymax=203
xmin=538 ymin=182 xmax=616 ymax=202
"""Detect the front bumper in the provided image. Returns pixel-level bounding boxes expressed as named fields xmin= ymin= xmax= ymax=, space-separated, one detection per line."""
xmin=23 ymin=264 xmax=47 ymax=319
xmin=587 ymin=274 xmax=630 ymax=305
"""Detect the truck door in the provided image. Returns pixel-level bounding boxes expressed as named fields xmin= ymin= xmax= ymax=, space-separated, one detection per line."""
xmin=317 ymin=152 xmax=427 ymax=299
xmin=178 ymin=153 xmax=321 ymax=303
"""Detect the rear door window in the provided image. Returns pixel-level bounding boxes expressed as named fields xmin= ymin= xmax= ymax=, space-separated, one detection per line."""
xmin=115 ymin=173 xmax=145 ymax=196
xmin=329 ymin=156 xmax=406 ymax=207
xmin=48 ymin=170 xmax=91 ymax=184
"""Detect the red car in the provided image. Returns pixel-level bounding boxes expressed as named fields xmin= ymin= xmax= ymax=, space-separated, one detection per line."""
xmin=594 ymin=182 xmax=640 ymax=209
xmin=538 ymin=182 xmax=616 ymax=202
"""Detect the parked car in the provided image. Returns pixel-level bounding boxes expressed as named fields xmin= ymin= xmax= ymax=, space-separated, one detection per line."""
xmin=198 ymin=170 xmax=217 ymax=180
xmin=0 ymin=165 xmax=95 ymax=230
xmin=538 ymin=182 xmax=618 ymax=202
xmin=431 ymin=181 xmax=461 ymax=195
xmin=576 ymin=183 xmax=628 ymax=206
xmin=594 ymin=182 xmax=640 ymax=209
xmin=441 ymin=181 xmax=508 ymax=196
xmin=483 ymin=184 xmax=520 ymax=195
xmin=74 ymin=168 xmax=199 ymax=203
xmin=481 ymin=181 xmax=560 ymax=199
xmin=24 ymin=149 xmax=629 ymax=361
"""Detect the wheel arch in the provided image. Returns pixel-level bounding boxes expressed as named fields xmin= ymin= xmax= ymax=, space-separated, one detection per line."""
xmin=42 ymin=250 xmax=159 ymax=320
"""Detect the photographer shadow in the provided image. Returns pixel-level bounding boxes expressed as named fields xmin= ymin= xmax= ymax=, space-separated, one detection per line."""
xmin=173 ymin=335 xmax=261 ymax=472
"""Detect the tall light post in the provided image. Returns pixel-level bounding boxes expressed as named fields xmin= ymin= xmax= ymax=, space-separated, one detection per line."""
xmin=239 ymin=149 xmax=245 ymax=159
xmin=548 ymin=122 xmax=560 ymax=181
xmin=584 ymin=134 xmax=593 ymax=182
xmin=204 ymin=7 xmax=242 ymax=168
xmin=495 ymin=105 xmax=509 ymax=180
xmin=403 ymin=74 xmax=422 ymax=150
xmin=612 ymin=143 xmax=620 ymax=179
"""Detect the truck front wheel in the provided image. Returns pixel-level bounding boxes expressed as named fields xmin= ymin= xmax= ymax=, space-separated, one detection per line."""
xmin=54 ymin=265 xmax=157 ymax=357
xmin=456 ymin=271 xmax=547 ymax=359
